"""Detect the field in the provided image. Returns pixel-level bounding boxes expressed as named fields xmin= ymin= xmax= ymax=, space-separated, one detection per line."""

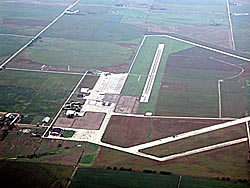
xmin=102 ymin=115 xmax=226 ymax=147
xmin=0 ymin=70 xmax=80 ymax=118
xmin=93 ymin=142 xmax=249 ymax=180
xmin=142 ymin=124 xmax=246 ymax=157
xmin=155 ymin=46 xmax=245 ymax=117
xmin=55 ymin=112 xmax=105 ymax=129
xmin=69 ymin=168 xmax=248 ymax=188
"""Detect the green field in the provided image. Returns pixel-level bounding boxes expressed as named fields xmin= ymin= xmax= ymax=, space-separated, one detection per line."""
xmin=0 ymin=70 xmax=80 ymax=117
xmin=69 ymin=168 xmax=179 ymax=188
xmin=93 ymin=142 xmax=249 ymax=180
xmin=0 ymin=36 xmax=32 ymax=61
xmin=0 ymin=1 xmax=66 ymax=35
xmin=23 ymin=38 xmax=133 ymax=68
xmin=79 ymin=143 xmax=99 ymax=166
xmin=156 ymin=67 xmax=237 ymax=117
xmin=69 ymin=168 xmax=248 ymax=188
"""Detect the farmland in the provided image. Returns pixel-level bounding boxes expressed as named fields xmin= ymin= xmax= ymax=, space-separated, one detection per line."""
xmin=102 ymin=115 xmax=227 ymax=147
xmin=0 ymin=0 xmax=250 ymax=187
xmin=0 ymin=70 xmax=80 ymax=119
xmin=142 ymin=124 xmax=246 ymax=157
xmin=93 ymin=142 xmax=249 ymax=180
xmin=69 ymin=168 xmax=248 ymax=188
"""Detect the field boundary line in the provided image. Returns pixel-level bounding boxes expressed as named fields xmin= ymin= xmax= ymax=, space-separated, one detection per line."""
xmin=6 ymin=67 xmax=84 ymax=75
xmin=128 ymin=35 xmax=147 ymax=74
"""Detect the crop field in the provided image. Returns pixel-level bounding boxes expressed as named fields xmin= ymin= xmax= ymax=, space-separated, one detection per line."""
xmin=93 ymin=142 xmax=249 ymax=180
xmin=155 ymin=47 xmax=243 ymax=117
xmin=69 ymin=167 xmax=248 ymax=188
xmin=142 ymin=123 xmax=246 ymax=157
xmin=12 ymin=38 xmax=132 ymax=70
xmin=0 ymin=36 xmax=32 ymax=61
xmin=0 ymin=70 xmax=81 ymax=118
xmin=32 ymin=139 xmax=84 ymax=165
xmin=102 ymin=115 xmax=226 ymax=147
xmin=0 ymin=126 xmax=45 ymax=159
xmin=69 ymin=168 xmax=179 ymax=188
xmin=0 ymin=0 xmax=66 ymax=35
xmin=0 ymin=161 xmax=73 ymax=188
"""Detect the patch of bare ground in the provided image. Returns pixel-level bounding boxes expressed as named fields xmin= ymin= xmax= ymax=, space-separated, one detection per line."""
xmin=72 ymin=112 xmax=105 ymax=130
xmin=115 ymin=96 xmax=139 ymax=114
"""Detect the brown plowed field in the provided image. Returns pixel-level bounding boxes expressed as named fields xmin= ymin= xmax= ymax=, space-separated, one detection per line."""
xmin=101 ymin=115 xmax=226 ymax=147
xmin=3 ymin=18 xmax=49 ymax=27
xmin=115 ymin=96 xmax=139 ymax=114
xmin=55 ymin=112 xmax=105 ymax=130
xmin=142 ymin=123 xmax=246 ymax=157
xmin=72 ymin=112 xmax=105 ymax=130
xmin=79 ymin=75 xmax=99 ymax=90
xmin=167 ymin=47 xmax=245 ymax=71
xmin=54 ymin=117 xmax=75 ymax=128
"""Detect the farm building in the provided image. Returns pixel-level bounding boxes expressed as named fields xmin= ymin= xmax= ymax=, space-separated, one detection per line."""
xmin=42 ymin=116 xmax=50 ymax=123
xmin=80 ymin=87 xmax=90 ymax=94
xmin=50 ymin=127 xmax=63 ymax=136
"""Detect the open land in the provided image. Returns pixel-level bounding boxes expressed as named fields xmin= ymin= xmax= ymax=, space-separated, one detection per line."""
xmin=0 ymin=0 xmax=250 ymax=188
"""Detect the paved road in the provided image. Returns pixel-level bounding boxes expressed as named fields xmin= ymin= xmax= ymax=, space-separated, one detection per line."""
xmin=226 ymin=0 xmax=236 ymax=50
xmin=0 ymin=0 xmax=80 ymax=69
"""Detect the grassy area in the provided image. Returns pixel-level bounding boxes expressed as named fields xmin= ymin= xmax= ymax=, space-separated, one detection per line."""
xmin=44 ymin=6 xmax=111 ymax=41
xmin=0 ymin=70 xmax=80 ymax=117
xmin=23 ymin=38 xmax=132 ymax=68
xmin=69 ymin=167 xmax=247 ymax=188
xmin=69 ymin=168 xmax=179 ymax=188
xmin=0 ymin=36 xmax=32 ymax=61
xmin=155 ymin=66 xmax=237 ymax=117
xmin=79 ymin=143 xmax=99 ymax=166
xmin=62 ymin=130 xmax=75 ymax=138
xmin=180 ymin=176 xmax=248 ymax=188
xmin=93 ymin=142 xmax=249 ymax=180
xmin=0 ymin=1 xmax=65 ymax=35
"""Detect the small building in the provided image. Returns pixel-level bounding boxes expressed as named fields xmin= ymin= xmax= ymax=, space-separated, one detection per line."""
xmin=42 ymin=116 xmax=50 ymax=123
xmin=144 ymin=112 xmax=153 ymax=116
xmin=80 ymin=88 xmax=90 ymax=94
xmin=66 ymin=110 xmax=75 ymax=118
xmin=50 ymin=127 xmax=64 ymax=136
